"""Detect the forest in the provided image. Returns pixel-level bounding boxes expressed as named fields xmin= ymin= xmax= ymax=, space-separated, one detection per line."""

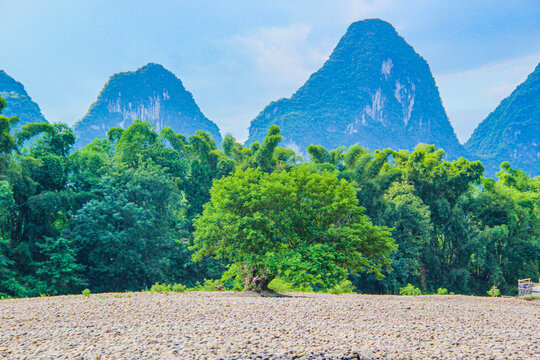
xmin=0 ymin=97 xmax=538 ymax=298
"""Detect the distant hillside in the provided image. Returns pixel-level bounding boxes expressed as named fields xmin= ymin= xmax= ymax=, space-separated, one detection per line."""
xmin=0 ymin=70 xmax=48 ymax=129
xmin=465 ymin=63 xmax=540 ymax=177
xmin=74 ymin=63 xmax=221 ymax=148
xmin=247 ymin=19 xmax=463 ymax=158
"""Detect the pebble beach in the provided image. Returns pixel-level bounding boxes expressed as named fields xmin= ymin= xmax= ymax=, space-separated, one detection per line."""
xmin=0 ymin=292 xmax=538 ymax=359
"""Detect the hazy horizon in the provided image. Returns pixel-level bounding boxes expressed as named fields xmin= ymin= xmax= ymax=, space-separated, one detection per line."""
xmin=1 ymin=0 xmax=539 ymax=143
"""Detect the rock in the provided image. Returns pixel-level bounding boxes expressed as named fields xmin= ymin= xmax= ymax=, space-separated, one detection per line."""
xmin=0 ymin=292 xmax=538 ymax=359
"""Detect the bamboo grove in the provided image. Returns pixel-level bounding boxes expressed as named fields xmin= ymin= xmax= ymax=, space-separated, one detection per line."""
xmin=0 ymin=98 xmax=538 ymax=297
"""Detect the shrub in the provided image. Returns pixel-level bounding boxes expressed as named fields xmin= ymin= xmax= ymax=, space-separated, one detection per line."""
xmin=437 ymin=288 xmax=448 ymax=295
xmin=268 ymin=277 xmax=313 ymax=293
xmin=326 ymin=279 xmax=355 ymax=294
xmin=147 ymin=283 xmax=187 ymax=294
xmin=399 ymin=283 xmax=422 ymax=296
xmin=149 ymin=283 xmax=171 ymax=294
xmin=487 ymin=285 xmax=500 ymax=297
xmin=190 ymin=279 xmax=222 ymax=292
xmin=171 ymin=283 xmax=187 ymax=293
xmin=82 ymin=288 xmax=91 ymax=297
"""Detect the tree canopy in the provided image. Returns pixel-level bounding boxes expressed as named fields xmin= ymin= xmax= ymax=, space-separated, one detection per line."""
xmin=192 ymin=166 xmax=396 ymax=294
xmin=0 ymin=95 xmax=538 ymax=297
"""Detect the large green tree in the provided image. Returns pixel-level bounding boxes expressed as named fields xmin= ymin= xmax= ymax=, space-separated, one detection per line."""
xmin=192 ymin=166 xmax=396 ymax=295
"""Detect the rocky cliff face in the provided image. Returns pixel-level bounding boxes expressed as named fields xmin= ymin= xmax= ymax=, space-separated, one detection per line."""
xmin=247 ymin=19 xmax=463 ymax=158
xmin=0 ymin=70 xmax=48 ymax=129
xmin=74 ymin=63 xmax=221 ymax=148
xmin=465 ymin=63 xmax=540 ymax=177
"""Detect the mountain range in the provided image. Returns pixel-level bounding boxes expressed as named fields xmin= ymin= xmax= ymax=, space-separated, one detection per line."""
xmin=0 ymin=19 xmax=538 ymax=176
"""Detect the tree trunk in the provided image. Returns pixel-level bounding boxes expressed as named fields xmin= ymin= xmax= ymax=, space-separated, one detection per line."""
xmin=253 ymin=275 xmax=272 ymax=293
xmin=252 ymin=275 xmax=290 ymax=297
xmin=241 ymin=265 xmax=290 ymax=297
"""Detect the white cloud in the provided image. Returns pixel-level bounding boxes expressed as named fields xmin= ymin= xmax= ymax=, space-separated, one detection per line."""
xmin=233 ymin=24 xmax=329 ymax=90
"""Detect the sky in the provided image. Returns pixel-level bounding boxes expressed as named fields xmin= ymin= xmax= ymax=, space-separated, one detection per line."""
xmin=1 ymin=0 xmax=539 ymax=143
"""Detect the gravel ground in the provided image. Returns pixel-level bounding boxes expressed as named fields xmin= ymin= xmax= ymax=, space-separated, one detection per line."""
xmin=0 ymin=292 xmax=538 ymax=360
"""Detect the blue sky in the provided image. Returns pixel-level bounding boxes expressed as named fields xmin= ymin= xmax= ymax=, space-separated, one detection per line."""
xmin=1 ymin=0 xmax=539 ymax=143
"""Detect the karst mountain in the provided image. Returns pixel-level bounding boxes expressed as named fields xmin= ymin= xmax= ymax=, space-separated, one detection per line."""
xmin=465 ymin=63 xmax=540 ymax=177
xmin=0 ymin=70 xmax=48 ymax=129
xmin=247 ymin=19 xmax=463 ymax=158
xmin=74 ymin=63 xmax=221 ymax=148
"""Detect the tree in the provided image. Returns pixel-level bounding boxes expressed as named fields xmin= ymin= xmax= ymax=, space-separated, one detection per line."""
xmin=113 ymin=120 xmax=158 ymax=166
xmin=0 ymin=97 xmax=19 ymax=175
xmin=68 ymin=138 xmax=113 ymax=193
xmin=381 ymin=182 xmax=432 ymax=291
xmin=0 ymin=179 xmax=24 ymax=297
xmin=65 ymin=162 xmax=188 ymax=292
xmin=183 ymin=131 xmax=221 ymax=220
xmin=464 ymin=163 xmax=539 ymax=294
xmin=34 ymin=236 xmax=87 ymax=295
xmin=16 ymin=122 xmax=75 ymax=158
xmin=192 ymin=166 xmax=396 ymax=295
xmin=386 ymin=145 xmax=484 ymax=292
xmin=254 ymin=125 xmax=282 ymax=172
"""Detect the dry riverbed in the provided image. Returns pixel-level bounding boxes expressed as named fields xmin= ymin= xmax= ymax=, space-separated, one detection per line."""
xmin=0 ymin=292 xmax=538 ymax=359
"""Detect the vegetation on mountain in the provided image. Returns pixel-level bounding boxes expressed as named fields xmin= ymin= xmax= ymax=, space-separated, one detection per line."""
xmin=465 ymin=63 xmax=540 ymax=177
xmin=248 ymin=19 xmax=463 ymax=158
xmin=73 ymin=63 xmax=221 ymax=149
xmin=0 ymin=70 xmax=47 ymax=129
xmin=0 ymin=95 xmax=538 ymax=298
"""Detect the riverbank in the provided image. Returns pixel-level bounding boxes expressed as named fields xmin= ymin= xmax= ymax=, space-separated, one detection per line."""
xmin=0 ymin=292 xmax=538 ymax=359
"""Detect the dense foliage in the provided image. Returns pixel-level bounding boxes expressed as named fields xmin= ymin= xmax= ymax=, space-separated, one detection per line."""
xmin=0 ymin=96 xmax=538 ymax=297
xmin=192 ymin=166 xmax=396 ymax=293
